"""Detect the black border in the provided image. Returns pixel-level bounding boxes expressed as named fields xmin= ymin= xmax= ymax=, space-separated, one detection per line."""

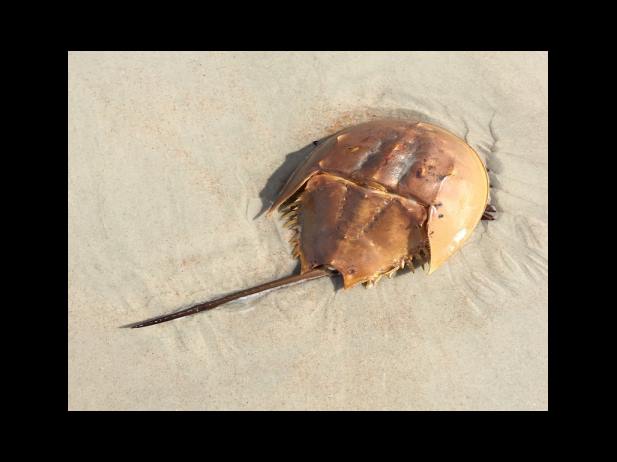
xmin=61 ymin=49 xmax=552 ymax=417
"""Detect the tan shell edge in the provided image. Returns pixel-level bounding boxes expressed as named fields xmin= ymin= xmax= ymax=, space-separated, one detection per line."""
xmin=425 ymin=126 xmax=489 ymax=274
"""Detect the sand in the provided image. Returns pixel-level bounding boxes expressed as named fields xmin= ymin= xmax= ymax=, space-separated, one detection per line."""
xmin=68 ymin=51 xmax=548 ymax=410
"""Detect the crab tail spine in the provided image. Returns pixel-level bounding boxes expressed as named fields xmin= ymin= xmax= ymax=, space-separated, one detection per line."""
xmin=120 ymin=268 xmax=330 ymax=329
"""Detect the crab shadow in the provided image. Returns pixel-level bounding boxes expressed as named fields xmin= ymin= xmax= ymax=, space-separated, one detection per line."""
xmin=254 ymin=136 xmax=333 ymax=220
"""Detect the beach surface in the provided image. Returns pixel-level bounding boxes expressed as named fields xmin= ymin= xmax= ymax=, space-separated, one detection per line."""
xmin=68 ymin=51 xmax=548 ymax=410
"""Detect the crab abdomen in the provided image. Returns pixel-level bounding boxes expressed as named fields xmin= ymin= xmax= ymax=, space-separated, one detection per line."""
xmin=291 ymin=173 xmax=427 ymax=287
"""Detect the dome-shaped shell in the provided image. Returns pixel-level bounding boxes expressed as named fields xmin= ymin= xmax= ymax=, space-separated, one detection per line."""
xmin=269 ymin=119 xmax=489 ymax=280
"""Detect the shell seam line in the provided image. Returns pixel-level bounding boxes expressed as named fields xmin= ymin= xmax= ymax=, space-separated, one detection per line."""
xmin=355 ymin=200 xmax=393 ymax=240
xmin=317 ymin=172 xmax=430 ymax=208
xmin=333 ymin=184 xmax=351 ymax=231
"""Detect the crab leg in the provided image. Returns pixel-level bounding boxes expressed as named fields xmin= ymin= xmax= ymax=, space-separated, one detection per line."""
xmin=121 ymin=268 xmax=330 ymax=328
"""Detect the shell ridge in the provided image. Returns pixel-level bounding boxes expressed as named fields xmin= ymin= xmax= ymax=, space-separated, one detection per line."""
xmin=349 ymin=131 xmax=402 ymax=179
xmin=353 ymin=199 xmax=392 ymax=241
xmin=333 ymin=183 xmax=352 ymax=236
xmin=392 ymin=146 xmax=420 ymax=185
xmin=350 ymin=139 xmax=384 ymax=174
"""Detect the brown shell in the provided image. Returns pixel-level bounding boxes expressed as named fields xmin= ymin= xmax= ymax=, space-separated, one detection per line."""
xmin=269 ymin=119 xmax=489 ymax=288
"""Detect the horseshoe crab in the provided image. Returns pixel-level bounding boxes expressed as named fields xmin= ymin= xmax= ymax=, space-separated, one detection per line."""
xmin=123 ymin=119 xmax=495 ymax=328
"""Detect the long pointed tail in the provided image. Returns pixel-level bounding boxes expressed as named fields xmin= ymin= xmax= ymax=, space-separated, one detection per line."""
xmin=120 ymin=267 xmax=330 ymax=329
